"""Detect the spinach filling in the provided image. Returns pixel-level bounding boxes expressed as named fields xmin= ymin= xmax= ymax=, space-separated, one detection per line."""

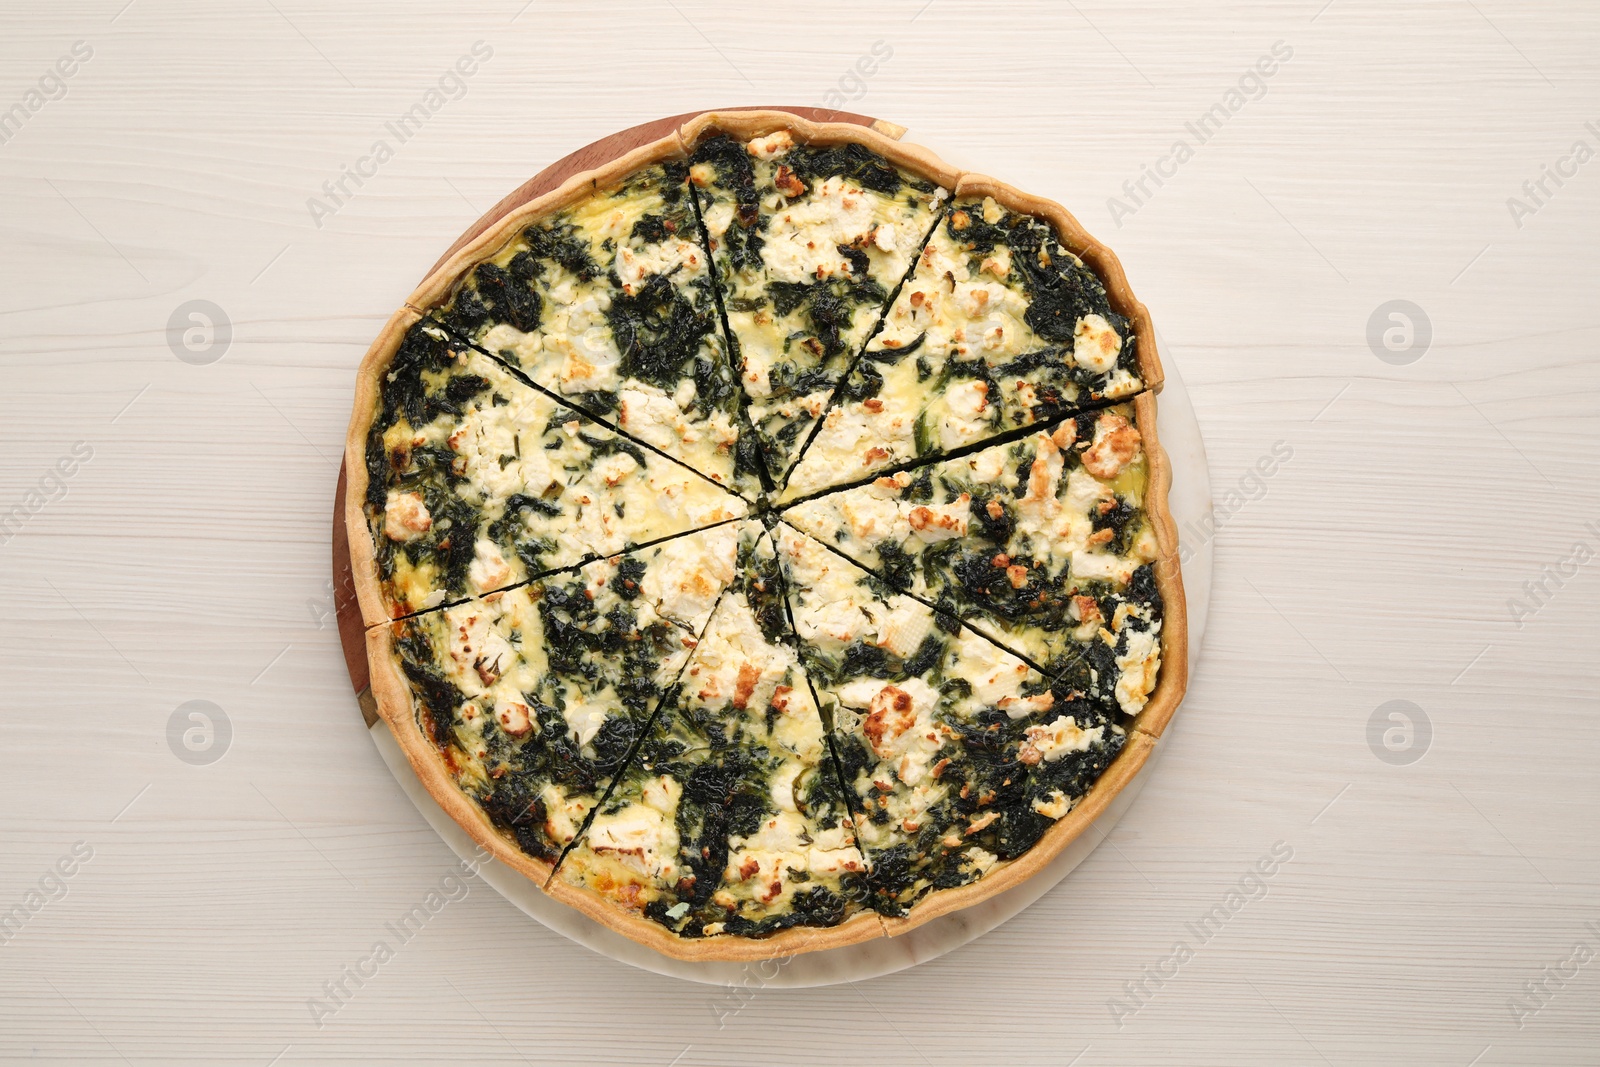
xmin=946 ymin=203 xmax=1140 ymax=400
xmin=372 ymin=146 xmax=1165 ymax=935
xmin=365 ymin=322 xmax=507 ymax=592
xmin=605 ymin=272 xmax=720 ymax=395
xmin=784 ymin=141 xmax=907 ymax=196
xmin=689 ymin=135 xmax=768 ymax=289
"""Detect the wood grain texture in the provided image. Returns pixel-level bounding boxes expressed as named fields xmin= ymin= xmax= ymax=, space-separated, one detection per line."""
xmin=1 ymin=1 xmax=1597 ymax=1064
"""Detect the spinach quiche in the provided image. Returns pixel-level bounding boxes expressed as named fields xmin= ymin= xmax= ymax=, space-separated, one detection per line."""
xmin=349 ymin=111 xmax=1185 ymax=961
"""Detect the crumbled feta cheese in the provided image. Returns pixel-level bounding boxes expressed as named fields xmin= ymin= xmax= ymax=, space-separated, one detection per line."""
xmin=747 ymin=130 xmax=794 ymax=160
xmin=468 ymin=539 xmax=512 ymax=592
xmin=1072 ymin=313 xmax=1123 ymax=374
xmin=1020 ymin=716 xmax=1104 ymax=763
xmin=1114 ymin=622 xmax=1162 ymax=715
xmin=383 ymin=491 xmax=431 ymax=541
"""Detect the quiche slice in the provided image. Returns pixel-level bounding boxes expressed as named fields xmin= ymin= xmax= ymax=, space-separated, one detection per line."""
xmin=772 ymin=524 xmax=1129 ymax=917
xmin=783 ymin=185 xmax=1151 ymax=499
xmin=368 ymin=521 xmax=748 ymax=869
xmin=554 ymin=528 xmax=874 ymax=949
xmin=353 ymin=315 xmax=748 ymax=625
xmin=683 ymin=118 xmax=949 ymax=485
xmin=423 ymin=147 xmax=761 ymax=497
xmin=783 ymin=401 xmax=1165 ymax=718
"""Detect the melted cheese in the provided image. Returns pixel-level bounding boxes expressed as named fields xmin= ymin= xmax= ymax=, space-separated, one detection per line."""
xmin=681 ymin=596 xmax=823 ymax=762
xmin=783 ymin=394 xmax=918 ymax=498
xmin=383 ymin=491 xmax=431 ymax=541
xmin=584 ymin=781 xmax=682 ymax=880
xmin=953 ymin=628 xmax=1042 ymax=711
xmin=873 ymin=599 xmax=936 ymax=660
xmin=1032 ymin=790 xmax=1072 ymax=819
xmin=761 ymin=175 xmax=912 ymax=284
xmin=540 ymin=785 xmax=593 ymax=849
xmin=1073 ymin=313 xmax=1123 ymax=373
xmin=1022 ymin=715 xmax=1105 ymax=762
xmin=467 ymin=539 xmax=512 ymax=593
xmin=1113 ymin=616 xmax=1163 ymax=715
xmin=872 ymin=222 xmax=1038 ymax=360
xmin=637 ymin=521 xmax=740 ymax=624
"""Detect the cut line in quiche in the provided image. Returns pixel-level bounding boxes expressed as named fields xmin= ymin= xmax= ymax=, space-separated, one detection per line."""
xmin=347 ymin=310 xmax=748 ymax=628
xmin=346 ymin=111 xmax=1185 ymax=960
xmin=417 ymin=140 xmax=765 ymax=499
xmin=683 ymin=112 xmax=956 ymax=489
xmin=782 ymin=175 xmax=1162 ymax=501
xmin=366 ymin=521 xmax=747 ymax=874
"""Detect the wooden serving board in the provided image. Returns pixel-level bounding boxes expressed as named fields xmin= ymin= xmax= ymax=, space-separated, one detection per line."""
xmin=332 ymin=107 xmax=905 ymax=721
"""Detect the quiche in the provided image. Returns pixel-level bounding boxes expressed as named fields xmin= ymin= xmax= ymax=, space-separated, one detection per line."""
xmin=350 ymin=112 xmax=1185 ymax=961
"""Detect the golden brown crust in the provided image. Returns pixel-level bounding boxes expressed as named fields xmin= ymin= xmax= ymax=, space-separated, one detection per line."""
xmin=540 ymin=873 xmax=888 ymax=962
xmin=1129 ymin=390 xmax=1188 ymax=739
xmin=869 ymin=118 xmax=908 ymax=140
xmin=350 ymin=110 xmax=1188 ymax=960
xmin=879 ymin=732 xmax=1157 ymax=935
xmin=954 ymin=173 xmax=1164 ymax=396
xmin=343 ymin=305 xmax=426 ymax=630
xmin=677 ymin=109 xmax=965 ymax=194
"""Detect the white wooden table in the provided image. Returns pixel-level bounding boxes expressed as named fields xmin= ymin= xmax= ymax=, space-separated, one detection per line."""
xmin=2 ymin=2 xmax=1597 ymax=1063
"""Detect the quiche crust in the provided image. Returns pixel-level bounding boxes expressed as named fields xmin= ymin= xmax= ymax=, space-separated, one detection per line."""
xmin=676 ymin=110 xmax=964 ymax=198
xmin=344 ymin=305 xmax=431 ymax=630
xmin=541 ymin=871 xmax=890 ymax=962
xmin=347 ymin=111 xmax=1188 ymax=961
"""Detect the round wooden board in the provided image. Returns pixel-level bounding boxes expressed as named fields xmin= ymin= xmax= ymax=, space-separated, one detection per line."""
xmin=331 ymin=106 xmax=903 ymax=708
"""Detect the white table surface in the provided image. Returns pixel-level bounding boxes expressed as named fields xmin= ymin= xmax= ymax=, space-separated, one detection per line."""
xmin=2 ymin=2 xmax=1597 ymax=1064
